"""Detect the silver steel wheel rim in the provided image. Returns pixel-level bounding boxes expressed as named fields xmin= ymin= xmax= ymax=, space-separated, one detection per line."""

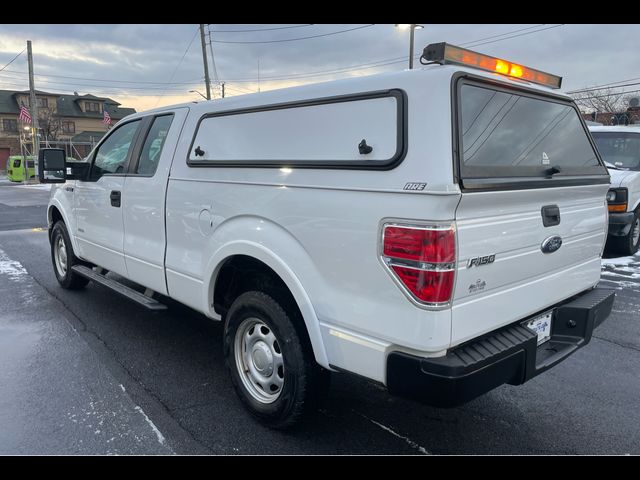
xmin=234 ymin=317 xmax=284 ymax=404
xmin=633 ymin=218 xmax=640 ymax=246
xmin=54 ymin=235 xmax=68 ymax=277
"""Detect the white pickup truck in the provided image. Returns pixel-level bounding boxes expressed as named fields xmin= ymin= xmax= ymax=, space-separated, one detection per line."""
xmin=39 ymin=43 xmax=614 ymax=428
xmin=589 ymin=126 xmax=640 ymax=255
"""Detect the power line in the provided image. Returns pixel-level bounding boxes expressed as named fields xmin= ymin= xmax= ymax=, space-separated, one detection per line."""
xmin=462 ymin=24 xmax=564 ymax=48
xmin=0 ymin=67 xmax=202 ymax=85
xmin=206 ymin=24 xmax=220 ymax=85
xmin=0 ymin=78 xmax=184 ymax=98
xmin=567 ymin=79 xmax=640 ymax=95
xmin=216 ymin=24 xmax=565 ymax=84
xmin=212 ymin=24 xmax=375 ymax=44
xmin=224 ymin=84 xmax=257 ymax=94
xmin=0 ymin=24 xmax=565 ymax=102
xmin=576 ymin=88 xmax=640 ymax=101
xmin=209 ymin=24 xmax=313 ymax=33
xmin=0 ymin=48 xmax=26 ymax=72
xmin=154 ymin=26 xmax=200 ymax=107
xmin=0 ymin=72 xmax=202 ymax=91
xmin=0 ymin=25 xmax=556 ymax=90
xmin=459 ymin=25 xmax=545 ymax=46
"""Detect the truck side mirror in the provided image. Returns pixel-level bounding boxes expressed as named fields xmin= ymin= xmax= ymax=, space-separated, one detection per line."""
xmin=38 ymin=148 xmax=66 ymax=183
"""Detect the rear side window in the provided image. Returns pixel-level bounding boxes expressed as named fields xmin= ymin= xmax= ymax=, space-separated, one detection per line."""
xmin=591 ymin=131 xmax=640 ymax=170
xmin=137 ymin=114 xmax=174 ymax=175
xmin=458 ymin=83 xmax=606 ymax=181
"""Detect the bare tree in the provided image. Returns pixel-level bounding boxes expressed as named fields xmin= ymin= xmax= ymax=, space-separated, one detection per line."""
xmin=570 ymin=87 xmax=629 ymax=115
xmin=38 ymin=106 xmax=62 ymax=142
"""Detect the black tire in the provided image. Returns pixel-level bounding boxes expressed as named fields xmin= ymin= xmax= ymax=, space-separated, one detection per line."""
xmin=223 ymin=290 xmax=329 ymax=429
xmin=50 ymin=221 xmax=89 ymax=290
xmin=610 ymin=209 xmax=640 ymax=256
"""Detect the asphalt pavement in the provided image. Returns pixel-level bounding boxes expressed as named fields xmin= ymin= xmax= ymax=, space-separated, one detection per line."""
xmin=0 ymin=180 xmax=639 ymax=455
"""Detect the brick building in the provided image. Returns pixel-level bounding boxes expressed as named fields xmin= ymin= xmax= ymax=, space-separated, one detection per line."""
xmin=0 ymin=89 xmax=136 ymax=168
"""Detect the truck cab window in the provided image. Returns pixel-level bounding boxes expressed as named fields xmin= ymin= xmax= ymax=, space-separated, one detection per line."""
xmin=137 ymin=115 xmax=174 ymax=175
xmin=90 ymin=120 xmax=141 ymax=180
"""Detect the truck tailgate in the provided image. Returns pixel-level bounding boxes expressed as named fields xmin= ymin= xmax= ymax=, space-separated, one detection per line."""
xmin=451 ymin=184 xmax=608 ymax=346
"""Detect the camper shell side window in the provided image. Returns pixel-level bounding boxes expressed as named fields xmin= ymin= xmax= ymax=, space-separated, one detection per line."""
xmin=187 ymin=89 xmax=407 ymax=170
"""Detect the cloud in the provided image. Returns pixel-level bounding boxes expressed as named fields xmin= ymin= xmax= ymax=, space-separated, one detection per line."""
xmin=0 ymin=24 xmax=638 ymax=112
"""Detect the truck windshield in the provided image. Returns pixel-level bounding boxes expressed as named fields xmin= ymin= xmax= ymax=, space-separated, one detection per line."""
xmin=590 ymin=131 xmax=640 ymax=171
xmin=458 ymin=83 xmax=607 ymax=183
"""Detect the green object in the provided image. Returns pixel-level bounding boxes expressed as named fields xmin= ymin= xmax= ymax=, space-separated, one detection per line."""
xmin=6 ymin=155 xmax=36 ymax=182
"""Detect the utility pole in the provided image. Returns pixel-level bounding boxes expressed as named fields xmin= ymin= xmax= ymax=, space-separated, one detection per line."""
xmin=199 ymin=24 xmax=211 ymax=100
xmin=27 ymin=40 xmax=39 ymax=183
xmin=221 ymin=82 xmax=225 ymax=98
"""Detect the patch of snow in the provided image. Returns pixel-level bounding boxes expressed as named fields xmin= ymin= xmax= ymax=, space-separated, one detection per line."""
xmin=0 ymin=249 xmax=28 ymax=282
xmin=354 ymin=411 xmax=430 ymax=455
xmin=134 ymin=406 xmax=166 ymax=446
xmin=602 ymin=270 xmax=640 ymax=280
xmin=9 ymin=183 xmax=52 ymax=190
xmin=601 ymin=252 xmax=640 ymax=290
xmin=602 ymin=256 xmax=638 ymax=267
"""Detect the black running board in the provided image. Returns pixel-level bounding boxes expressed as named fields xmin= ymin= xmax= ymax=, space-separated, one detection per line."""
xmin=71 ymin=265 xmax=167 ymax=311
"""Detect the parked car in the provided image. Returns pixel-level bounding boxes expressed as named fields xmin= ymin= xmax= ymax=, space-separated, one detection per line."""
xmin=589 ymin=126 xmax=640 ymax=255
xmin=38 ymin=42 xmax=615 ymax=428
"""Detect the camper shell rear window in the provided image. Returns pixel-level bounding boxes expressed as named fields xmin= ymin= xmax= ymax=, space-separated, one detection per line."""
xmin=454 ymin=77 xmax=608 ymax=190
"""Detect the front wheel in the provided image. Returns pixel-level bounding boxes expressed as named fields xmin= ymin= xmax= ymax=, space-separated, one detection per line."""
xmin=223 ymin=291 xmax=328 ymax=429
xmin=50 ymin=221 xmax=89 ymax=289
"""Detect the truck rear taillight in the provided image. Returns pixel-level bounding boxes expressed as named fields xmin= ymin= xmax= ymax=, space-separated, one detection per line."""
xmin=381 ymin=223 xmax=456 ymax=306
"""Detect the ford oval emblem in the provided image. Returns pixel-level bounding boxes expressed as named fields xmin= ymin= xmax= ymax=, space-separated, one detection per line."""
xmin=541 ymin=235 xmax=562 ymax=254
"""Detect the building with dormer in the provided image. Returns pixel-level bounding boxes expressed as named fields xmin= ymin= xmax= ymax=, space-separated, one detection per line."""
xmin=0 ymin=89 xmax=136 ymax=166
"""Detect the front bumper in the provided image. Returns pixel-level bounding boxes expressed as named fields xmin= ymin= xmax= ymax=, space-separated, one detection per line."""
xmin=386 ymin=287 xmax=615 ymax=407
xmin=608 ymin=211 xmax=635 ymax=236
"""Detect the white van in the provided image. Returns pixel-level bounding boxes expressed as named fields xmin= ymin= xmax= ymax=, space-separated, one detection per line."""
xmin=39 ymin=43 xmax=615 ymax=428
xmin=589 ymin=125 xmax=640 ymax=255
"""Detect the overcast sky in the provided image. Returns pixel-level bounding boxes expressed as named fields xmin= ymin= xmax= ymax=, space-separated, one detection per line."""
xmin=0 ymin=24 xmax=637 ymax=112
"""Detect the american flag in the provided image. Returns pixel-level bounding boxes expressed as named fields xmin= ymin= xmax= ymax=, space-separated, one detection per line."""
xmin=18 ymin=104 xmax=31 ymax=123
xmin=103 ymin=109 xmax=112 ymax=125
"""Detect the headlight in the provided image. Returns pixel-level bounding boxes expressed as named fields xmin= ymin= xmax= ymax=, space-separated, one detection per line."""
xmin=607 ymin=188 xmax=628 ymax=213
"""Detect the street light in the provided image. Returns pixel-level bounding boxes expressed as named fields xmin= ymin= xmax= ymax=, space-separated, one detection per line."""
xmin=189 ymin=90 xmax=208 ymax=100
xmin=395 ymin=24 xmax=424 ymax=69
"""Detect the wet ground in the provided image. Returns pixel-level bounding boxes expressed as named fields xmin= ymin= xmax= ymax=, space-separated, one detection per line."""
xmin=0 ymin=181 xmax=638 ymax=454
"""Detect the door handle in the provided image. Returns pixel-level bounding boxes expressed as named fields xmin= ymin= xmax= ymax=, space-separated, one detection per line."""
xmin=541 ymin=205 xmax=560 ymax=227
xmin=110 ymin=190 xmax=121 ymax=208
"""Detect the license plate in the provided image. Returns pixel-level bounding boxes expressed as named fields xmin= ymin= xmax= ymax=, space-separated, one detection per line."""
xmin=524 ymin=311 xmax=553 ymax=345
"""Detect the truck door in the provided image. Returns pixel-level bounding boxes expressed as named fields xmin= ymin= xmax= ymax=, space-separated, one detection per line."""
xmin=74 ymin=119 xmax=142 ymax=277
xmin=121 ymin=109 xmax=188 ymax=294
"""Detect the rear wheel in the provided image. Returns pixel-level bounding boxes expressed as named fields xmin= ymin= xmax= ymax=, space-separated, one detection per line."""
xmin=50 ymin=221 xmax=89 ymax=289
xmin=223 ymin=290 xmax=328 ymax=429
xmin=611 ymin=209 xmax=640 ymax=256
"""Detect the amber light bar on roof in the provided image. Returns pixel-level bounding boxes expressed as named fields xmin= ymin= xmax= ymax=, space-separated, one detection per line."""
xmin=422 ymin=42 xmax=563 ymax=89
